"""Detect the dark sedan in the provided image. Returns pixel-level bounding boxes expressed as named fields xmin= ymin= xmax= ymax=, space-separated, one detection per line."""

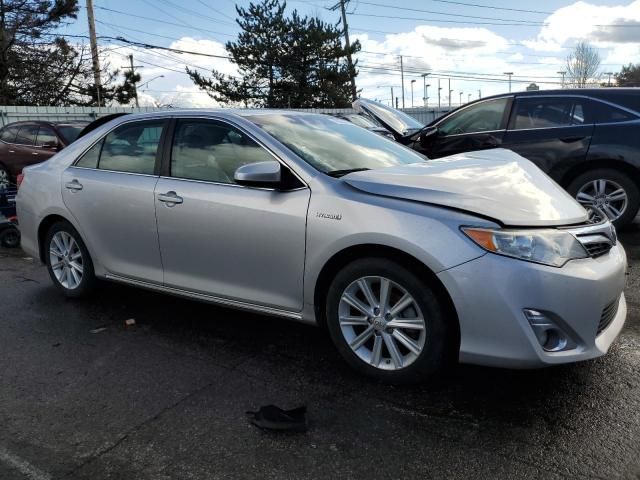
xmin=0 ymin=120 xmax=87 ymax=189
xmin=355 ymin=89 xmax=640 ymax=227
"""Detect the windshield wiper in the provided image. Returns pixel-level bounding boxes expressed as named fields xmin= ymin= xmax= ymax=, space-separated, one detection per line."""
xmin=326 ymin=168 xmax=371 ymax=178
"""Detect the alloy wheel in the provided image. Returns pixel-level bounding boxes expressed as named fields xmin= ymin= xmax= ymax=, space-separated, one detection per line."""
xmin=49 ymin=231 xmax=84 ymax=289
xmin=576 ymin=179 xmax=628 ymax=222
xmin=338 ymin=276 xmax=426 ymax=370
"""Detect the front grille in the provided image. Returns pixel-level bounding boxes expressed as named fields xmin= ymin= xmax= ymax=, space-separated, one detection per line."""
xmin=597 ymin=298 xmax=619 ymax=336
xmin=584 ymin=241 xmax=613 ymax=258
xmin=564 ymin=219 xmax=616 ymax=260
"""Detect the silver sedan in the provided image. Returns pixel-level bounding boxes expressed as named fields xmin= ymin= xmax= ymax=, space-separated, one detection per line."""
xmin=17 ymin=111 xmax=627 ymax=383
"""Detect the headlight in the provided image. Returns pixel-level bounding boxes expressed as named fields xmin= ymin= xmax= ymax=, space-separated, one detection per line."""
xmin=462 ymin=227 xmax=588 ymax=267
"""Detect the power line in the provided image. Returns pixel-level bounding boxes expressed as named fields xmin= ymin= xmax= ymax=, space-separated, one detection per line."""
xmin=424 ymin=0 xmax=552 ymax=15
xmin=355 ymin=1 xmax=547 ymax=24
xmin=92 ymin=6 xmax=233 ymax=39
xmin=155 ymin=0 xmax=236 ymax=26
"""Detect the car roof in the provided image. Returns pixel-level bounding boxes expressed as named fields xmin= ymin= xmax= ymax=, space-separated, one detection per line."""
xmin=1 ymin=120 xmax=88 ymax=128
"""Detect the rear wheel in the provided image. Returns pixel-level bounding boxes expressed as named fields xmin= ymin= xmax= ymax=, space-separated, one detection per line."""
xmin=45 ymin=221 xmax=95 ymax=297
xmin=325 ymin=258 xmax=451 ymax=384
xmin=567 ymin=169 xmax=640 ymax=228
xmin=0 ymin=226 xmax=20 ymax=248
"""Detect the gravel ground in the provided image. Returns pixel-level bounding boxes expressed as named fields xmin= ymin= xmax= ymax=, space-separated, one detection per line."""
xmin=0 ymin=222 xmax=638 ymax=480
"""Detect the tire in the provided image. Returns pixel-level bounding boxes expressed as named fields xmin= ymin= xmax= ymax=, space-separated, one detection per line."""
xmin=325 ymin=258 xmax=451 ymax=384
xmin=0 ymin=226 xmax=20 ymax=248
xmin=44 ymin=221 xmax=96 ymax=298
xmin=567 ymin=169 xmax=640 ymax=228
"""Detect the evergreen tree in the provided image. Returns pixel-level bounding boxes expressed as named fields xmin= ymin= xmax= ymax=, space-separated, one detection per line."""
xmin=0 ymin=0 xmax=135 ymax=106
xmin=615 ymin=64 xmax=640 ymax=87
xmin=187 ymin=0 xmax=359 ymax=108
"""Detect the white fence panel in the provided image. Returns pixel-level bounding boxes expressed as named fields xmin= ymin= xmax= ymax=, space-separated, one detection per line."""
xmin=0 ymin=105 xmax=451 ymax=126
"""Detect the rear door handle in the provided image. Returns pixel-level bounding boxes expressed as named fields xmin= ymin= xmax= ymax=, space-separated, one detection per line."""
xmin=157 ymin=191 xmax=183 ymax=205
xmin=560 ymin=136 xmax=586 ymax=143
xmin=65 ymin=179 xmax=83 ymax=191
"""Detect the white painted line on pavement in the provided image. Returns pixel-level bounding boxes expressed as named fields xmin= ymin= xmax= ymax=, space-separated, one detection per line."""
xmin=0 ymin=447 xmax=52 ymax=480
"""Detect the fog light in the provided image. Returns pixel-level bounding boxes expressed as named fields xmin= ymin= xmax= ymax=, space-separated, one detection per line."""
xmin=523 ymin=309 xmax=571 ymax=352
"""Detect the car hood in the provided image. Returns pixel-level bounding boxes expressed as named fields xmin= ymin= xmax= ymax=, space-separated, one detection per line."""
xmin=342 ymin=148 xmax=588 ymax=227
xmin=353 ymin=98 xmax=424 ymax=138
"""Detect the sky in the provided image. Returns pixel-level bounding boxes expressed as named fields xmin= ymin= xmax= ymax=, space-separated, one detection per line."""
xmin=58 ymin=0 xmax=640 ymax=108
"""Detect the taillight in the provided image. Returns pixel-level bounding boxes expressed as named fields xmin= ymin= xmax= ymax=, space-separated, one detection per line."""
xmin=16 ymin=173 xmax=24 ymax=188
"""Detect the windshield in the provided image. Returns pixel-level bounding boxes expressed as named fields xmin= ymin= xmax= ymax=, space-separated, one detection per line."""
xmin=354 ymin=99 xmax=424 ymax=136
xmin=245 ymin=113 xmax=426 ymax=174
xmin=57 ymin=125 xmax=84 ymax=144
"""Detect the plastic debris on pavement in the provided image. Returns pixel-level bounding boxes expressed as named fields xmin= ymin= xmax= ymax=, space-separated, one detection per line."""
xmin=246 ymin=405 xmax=308 ymax=432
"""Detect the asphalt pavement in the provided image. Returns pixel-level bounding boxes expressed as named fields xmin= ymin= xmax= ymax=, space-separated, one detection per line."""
xmin=0 ymin=223 xmax=639 ymax=480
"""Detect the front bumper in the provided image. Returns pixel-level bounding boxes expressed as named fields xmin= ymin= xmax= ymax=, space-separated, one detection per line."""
xmin=438 ymin=243 xmax=627 ymax=368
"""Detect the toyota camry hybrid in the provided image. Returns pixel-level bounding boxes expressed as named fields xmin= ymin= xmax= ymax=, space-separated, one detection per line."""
xmin=16 ymin=111 xmax=627 ymax=383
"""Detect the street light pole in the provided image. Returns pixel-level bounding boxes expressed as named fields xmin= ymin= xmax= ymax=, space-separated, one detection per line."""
xmin=421 ymin=73 xmax=430 ymax=107
xmin=459 ymin=91 xmax=463 ymax=105
xmin=138 ymin=74 xmax=165 ymax=90
xmin=410 ymin=79 xmax=416 ymax=107
xmin=425 ymin=84 xmax=430 ymax=108
xmin=503 ymin=72 xmax=513 ymax=93
xmin=557 ymin=71 xmax=566 ymax=88
xmin=468 ymin=93 xmax=471 ymax=103
xmin=438 ymin=78 xmax=441 ymax=109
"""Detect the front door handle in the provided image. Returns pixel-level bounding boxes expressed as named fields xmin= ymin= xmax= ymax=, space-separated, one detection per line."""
xmin=32 ymin=152 xmax=39 ymax=156
xmin=157 ymin=191 xmax=183 ymax=205
xmin=65 ymin=179 xmax=83 ymax=191
xmin=560 ymin=136 xmax=586 ymax=143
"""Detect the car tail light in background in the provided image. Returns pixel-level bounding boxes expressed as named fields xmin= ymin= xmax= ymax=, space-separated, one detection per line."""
xmin=16 ymin=173 xmax=24 ymax=189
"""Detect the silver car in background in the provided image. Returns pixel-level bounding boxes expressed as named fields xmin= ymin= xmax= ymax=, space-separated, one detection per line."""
xmin=17 ymin=111 xmax=627 ymax=383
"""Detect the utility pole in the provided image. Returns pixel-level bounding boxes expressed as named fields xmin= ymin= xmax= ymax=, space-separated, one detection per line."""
xmin=438 ymin=78 xmax=441 ymax=109
xmin=86 ymin=0 xmax=102 ymax=106
xmin=478 ymin=89 xmax=481 ymax=99
xmin=448 ymin=78 xmax=452 ymax=108
xmin=605 ymin=72 xmax=614 ymax=87
xmin=504 ymin=71 xmax=514 ymax=93
xmin=399 ymin=55 xmax=405 ymax=109
xmin=459 ymin=91 xmax=463 ymax=105
xmin=425 ymin=84 xmax=430 ymax=108
xmin=557 ymin=71 xmax=566 ymax=88
xmin=390 ymin=87 xmax=394 ymax=107
xmin=468 ymin=93 xmax=471 ymax=103
xmin=332 ymin=0 xmax=357 ymax=101
xmin=122 ymin=54 xmax=142 ymax=108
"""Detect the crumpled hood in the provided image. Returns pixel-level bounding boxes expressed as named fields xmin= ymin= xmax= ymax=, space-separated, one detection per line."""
xmin=342 ymin=148 xmax=588 ymax=227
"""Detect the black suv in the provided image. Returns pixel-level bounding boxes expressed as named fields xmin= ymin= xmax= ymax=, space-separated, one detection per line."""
xmin=355 ymin=89 xmax=640 ymax=227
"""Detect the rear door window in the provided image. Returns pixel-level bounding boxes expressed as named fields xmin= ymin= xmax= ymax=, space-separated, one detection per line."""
xmin=97 ymin=121 xmax=165 ymax=175
xmin=15 ymin=125 xmax=38 ymax=145
xmin=510 ymin=98 xmax=591 ymax=130
xmin=36 ymin=126 xmax=58 ymax=146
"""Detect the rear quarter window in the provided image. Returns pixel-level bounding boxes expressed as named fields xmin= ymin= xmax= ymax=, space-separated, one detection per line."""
xmin=593 ymin=102 xmax=638 ymax=124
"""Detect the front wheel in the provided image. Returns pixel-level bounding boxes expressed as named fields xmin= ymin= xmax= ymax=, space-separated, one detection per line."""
xmin=325 ymin=258 xmax=452 ymax=384
xmin=567 ymin=169 xmax=640 ymax=228
xmin=45 ymin=221 xmax=96 ymax=298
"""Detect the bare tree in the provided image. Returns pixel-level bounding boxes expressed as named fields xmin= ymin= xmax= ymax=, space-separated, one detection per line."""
xmin=565 ymin=41 xmax=601 ymax=88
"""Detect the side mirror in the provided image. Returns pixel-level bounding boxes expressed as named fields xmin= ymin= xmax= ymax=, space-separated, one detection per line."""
xmin=234 ymin=161 xmax=282 ymax=188
xmin=420 ymin=126 xmax=438 ymax=146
